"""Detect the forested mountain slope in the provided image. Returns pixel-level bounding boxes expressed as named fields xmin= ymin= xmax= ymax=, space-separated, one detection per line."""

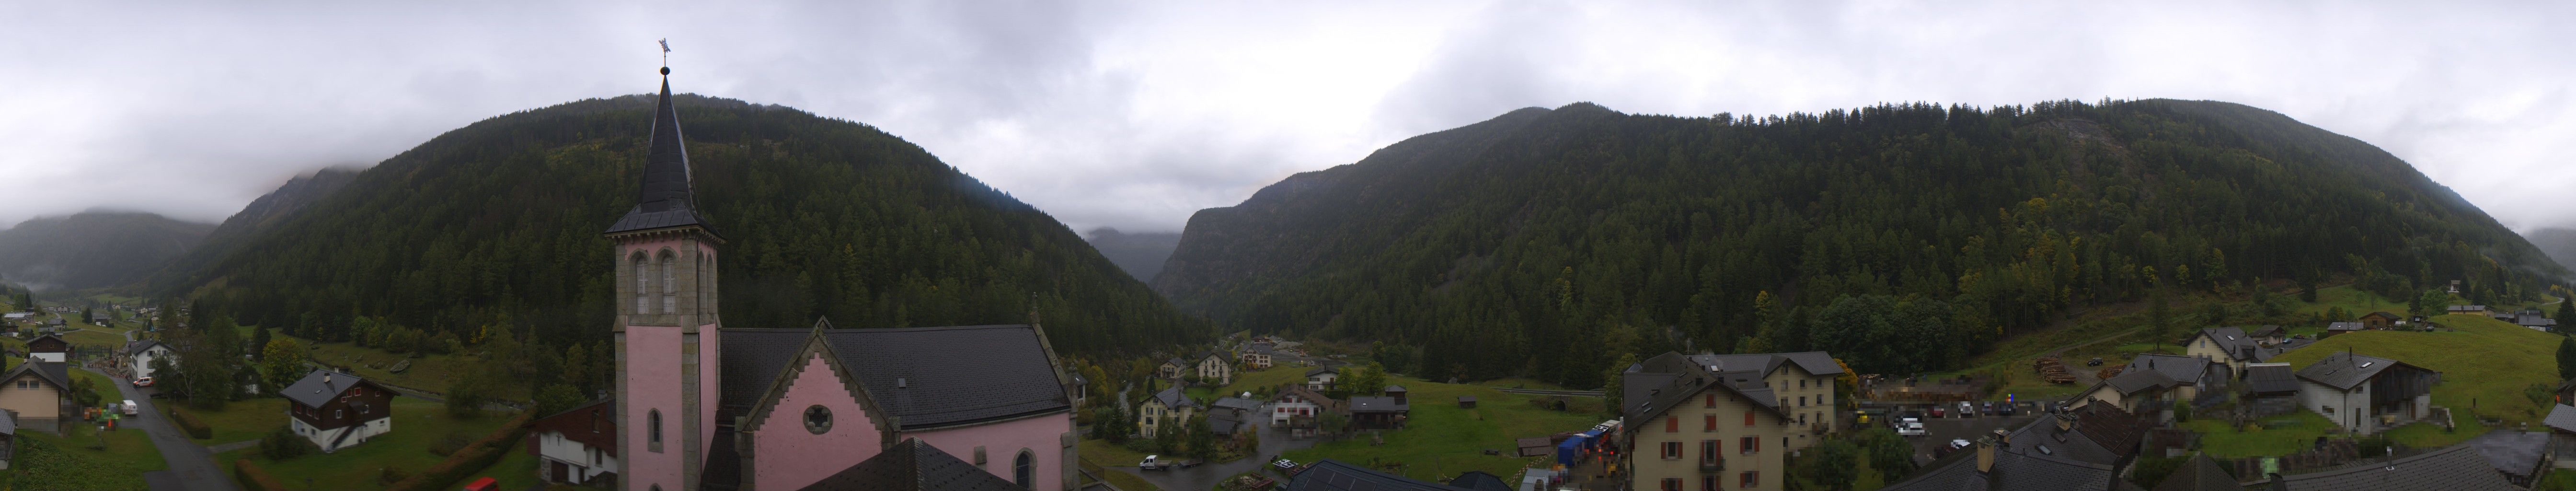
xmin=144 ymin=167 xmax=358 ymax=293
xmin=1084 ymin=227 xmax=1183 ymax=281
xmin=0 ymin=211 xmax=212 ymax=291
xmin=1155 ymin=99 xmax=2562 ymax=387
xmin=166 ymin=94 xmax=1206 ymax=353
xmin=2519 ymin=227 xmax=2576 ymax=275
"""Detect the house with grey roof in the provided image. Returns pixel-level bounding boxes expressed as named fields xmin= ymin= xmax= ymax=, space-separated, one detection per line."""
xmin=1640 ymin=351 xmax=1847 ymax=447
xmin=1304 ymin=366 xmax=1341 ymax=391
xmin=2462 ymin=430 xmax=2553 ymax=487
xmin=1620 ymin=353 xmax=1799 ymax=491
xmin=1880 ymin=403 xmax=2147 ymax=491
xmin=2185 ymin=327 xmax=2311 ymax=372
xmin=0 ymin=362 xmax=71 ymax=434
xmin=2296 ymin=351 xmax=2438 ymax=435
xmin=2255 ymin=443 xmax=2515 ymax=491
xmin=2150 ymin=454 xmax=2238 ymax=491
xmin=1160 ymin=357 xmax=1188 ymax=379
xmin=123 ymin=339 xmax=174 ymax=380
xmin=2241 ymin=363 xmax=2302 ymax=417
xmin=282 ymin=369 xmax=395 ymax=451
xmin=1138 ymin=386 xmax=1199 ymax=438
xmin=1195 ymin=351 xmax=1234 ymax=385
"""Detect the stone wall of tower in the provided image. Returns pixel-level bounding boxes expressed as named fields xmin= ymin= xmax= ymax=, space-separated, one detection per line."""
xmin=615 ymin=232 xmax=721 ymax=491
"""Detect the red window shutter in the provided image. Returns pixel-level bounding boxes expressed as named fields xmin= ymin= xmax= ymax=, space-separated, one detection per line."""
xmin=1703 ymin=414 xmax=1716 ymax=431
xmin=1667 ymin=416 xmax=1679 ymax=433
xmin=1745 ymin=411 xmax=1756 ymax=427
xmin=1742 ymin=472 xmax=1756 ymax=488
xmin=1704 ymin=394 xmax=1716 ymax=408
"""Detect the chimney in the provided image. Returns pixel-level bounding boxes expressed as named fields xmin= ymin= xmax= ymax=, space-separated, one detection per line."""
xmin=1976 ymin=433 xmax=2001 ymax=473
xmin=324 ymin=372 xmax=332 ymax=385
xmin=2054 ymin=413 xmax=2076 ymax=433
xmin=1996 ymin=427 xmax=2013 ymax=444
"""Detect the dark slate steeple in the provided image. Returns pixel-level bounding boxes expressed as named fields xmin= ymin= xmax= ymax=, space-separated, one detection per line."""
xmin=605 ymin=66 xmax=719 ymax=237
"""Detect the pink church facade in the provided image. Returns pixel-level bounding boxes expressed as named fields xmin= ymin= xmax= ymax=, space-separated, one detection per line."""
xmin=607 ymin=68 xmax=1077 ymax=491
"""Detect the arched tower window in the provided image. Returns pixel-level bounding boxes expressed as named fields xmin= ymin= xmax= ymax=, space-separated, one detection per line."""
xmin=699 ymin=252 xmax=713 ymax=315
xmin=631 ymin=251 xmax=650 ymax=315
xmin=1014 ymin=449 xmax=1035 ymax=487
xmin=658 ymin=250 xmax=677 ymax=314
xmin=649 ymin=409 xmax=663 ymax=444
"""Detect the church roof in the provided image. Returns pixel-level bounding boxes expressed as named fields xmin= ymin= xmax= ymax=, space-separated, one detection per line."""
xmin=605 ymin=69 xmax=718 ymax=237
xmin=723 ymin=324 xmax=1072 ymax=431
xmin=794 ymin=438 xmax=1022 ymax=491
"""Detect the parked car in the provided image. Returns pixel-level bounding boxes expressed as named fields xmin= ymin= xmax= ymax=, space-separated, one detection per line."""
xmin=1929 ymin=406 xmax=1945 ymax=418
xmin=1897 ymin=417 xmax=1927 ymax=436
xmin=1981 ymin=401 xmax=1996 ymax=415
xmin=1957 ymin=401 xmax=1976 ymax=417
xmin=2086 ymin=357 xmax=2104 ymax=366
xmin=1996 ymin=402 xmax=2018 ymax=416
xmin=121 ymin=400 xmax=138 ymax=416
xmin=131 ymin=376 xmax=153 ymax=387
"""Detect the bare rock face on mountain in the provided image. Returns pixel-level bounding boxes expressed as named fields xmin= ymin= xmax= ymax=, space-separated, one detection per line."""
xmin=0 ymin=211 xmax=213 ymax=291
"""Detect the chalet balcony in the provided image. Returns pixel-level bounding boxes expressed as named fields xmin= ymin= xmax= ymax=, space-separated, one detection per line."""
xmin=1699 ymin=457 xmax=1725 ymax=473
xmin=1810 ymin=423 xmax=1829 ymax=434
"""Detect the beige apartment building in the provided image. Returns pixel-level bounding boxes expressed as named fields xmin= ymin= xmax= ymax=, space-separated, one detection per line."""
xmin=1622 ymin=351 xmax=1835 ymax=491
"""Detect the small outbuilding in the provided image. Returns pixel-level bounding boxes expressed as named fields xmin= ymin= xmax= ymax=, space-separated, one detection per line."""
xmin=1458 ymin=396 xmax=1476 ymax=409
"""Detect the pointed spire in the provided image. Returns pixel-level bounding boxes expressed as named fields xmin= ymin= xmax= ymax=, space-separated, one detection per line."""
xmin=638 ymin=66 xmax=694 ymax=213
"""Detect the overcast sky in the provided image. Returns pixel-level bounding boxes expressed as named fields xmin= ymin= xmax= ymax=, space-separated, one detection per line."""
xmin=5 ymin=1 xmax=2572 ymax=234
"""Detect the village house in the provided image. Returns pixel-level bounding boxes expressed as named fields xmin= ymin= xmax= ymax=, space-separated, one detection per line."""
xmin=1878 ymin=404 xmax=2147 ymax=491
xmin=2449 ymin=304 xmax=2490 ymax=316
xmin=2240 ymin=362 xmax=2302 ymax=417
xmin=2511 ymin=308 xmax=2558 ymax=331
xmin=1238 ymin=345 xmax=1274 ymax=370
xmin=1619 ymin=352 xmax=1801 ymax=491
xmin=1138 ymin=386 xmax=1199 ymax=439
xmin=1195 ymin=352 xmax=1233 ymax=385
xmin=596 ymin=71 xmax=1084 ymax=491
xmin=2069 ymin=354 xmax=2226 ymax=421
xmin=1268 ymin=385 xmax=1338 ymax=430
xmin=0 ymin=362 xmax=70 ymax=434
xmin=2358 ymin=311 xmax=2402 ymax=329
xmin=2184 ymin=327 xmax=2310 ymax=372
xmin=1304 ymin=366 xmax=1340 ymax=391
xmin=123 ymin=340 xmax=173 ymax=380
xmin=283 ymin=369 xmax=395 ymax=452
xmin=526 ymin=398 xmax=619 ymax=486
xmin=85 ymin=311 xmax=109 ymax=325
xmin=1159 ymin=357 xmax=1187 ymax=379
xmin=2463 ymin=430 xmax=2554 ymax=488
xmin=23 ymin=335 xmax=67 ymax=363
xmin=2323 ymin=322 xmax=2365 ymax=337
xmin=1630 ymin=351 xmax=1845 ymax=449
xmin=2297 ymin=351 xmax=2438 ymax=435
xmin=1348 ymin=385 xmax=1409 ymax=430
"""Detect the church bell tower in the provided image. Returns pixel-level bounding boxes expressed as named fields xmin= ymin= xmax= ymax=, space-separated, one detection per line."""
xmin=607 ymin=66 xmax=724 ymax=491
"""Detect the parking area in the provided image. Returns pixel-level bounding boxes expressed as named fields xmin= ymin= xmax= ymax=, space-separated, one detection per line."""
xmin=1862 ymin=401 xmax=2047 ymax=464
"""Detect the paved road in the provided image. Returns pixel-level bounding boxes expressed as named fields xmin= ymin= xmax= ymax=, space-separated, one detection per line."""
xmin=1120 ymin=409 xmax=1321 ymax=491
xmin=89 ymin=366 xmax=239 ymax=491
xmin=1495 ymin=387 xmax=1603 ymax=397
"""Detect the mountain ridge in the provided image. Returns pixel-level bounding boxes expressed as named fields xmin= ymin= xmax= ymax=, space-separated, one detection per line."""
xmin=0 ymin=211 xmax=214 ymax=291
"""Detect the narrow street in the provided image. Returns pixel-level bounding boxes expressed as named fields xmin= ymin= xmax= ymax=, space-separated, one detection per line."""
xmin=89 ymin=366 xmax=239 ymax=491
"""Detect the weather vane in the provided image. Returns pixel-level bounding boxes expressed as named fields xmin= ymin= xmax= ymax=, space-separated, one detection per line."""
xmin=659 ymin=38 xmax=671 ymax=68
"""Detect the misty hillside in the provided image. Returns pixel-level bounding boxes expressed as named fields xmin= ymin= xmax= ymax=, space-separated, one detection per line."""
xmin=1156 ymin=99 xmax=2563 ymax=386
xmin=163 ymin=93 xmax=1207 ymax=353
xmin=145 ymin=167 xmax=360 ymax=293
xmin=0 ymin=211 xmax=214 ymax=291
xmin=1084 ymin=227 xmax=1182 ymax=281
xmin=2522 ymin=227 xmax=2576 ymax=276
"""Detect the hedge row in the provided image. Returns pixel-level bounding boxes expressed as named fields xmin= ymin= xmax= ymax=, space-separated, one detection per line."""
xmin=386 ymin=411 xmax=534 ymax=491
xmin=235 ymin=459 xmax=289 ymax=491
xmin=171 ymin=407 xmax=214 ymax=439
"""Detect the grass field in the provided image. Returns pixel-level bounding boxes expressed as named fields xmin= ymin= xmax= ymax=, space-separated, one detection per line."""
xmin=1217 ymin=366 xmax=1315 ymax=397
xmin=2265 ymin=314 xmax=2558 ymax=439
xmin=2183 ymin=411 xmax=2338 ymax=457
xmin=190 ymin=397 xmax=292 ymax=443
xmin=218 ymin=397 xmax=518 ymax=491
xmin=295 ymin=335 xmax=531 ymax=401
xmin=446 ymin=443 xmax=542 ymax=491
xmin=1281 ymin=375 xmax=1608 ymax=481
xmin=12 ymin=420 xmax=170 ymax=491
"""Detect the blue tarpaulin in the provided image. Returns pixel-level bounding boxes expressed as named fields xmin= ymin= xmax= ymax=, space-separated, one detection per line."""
xmin=1556 ymin=430 xmax=1603 ymax=466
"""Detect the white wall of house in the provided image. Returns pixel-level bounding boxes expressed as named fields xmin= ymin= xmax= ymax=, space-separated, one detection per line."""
xmin=130 ymin=347 xmax=171 ymax=379
xmin=26 ymin=353 xmax=62 ymax=363
xmin=2300 ymin=379 xmax=2376 ymax=435
xmin=292 ymin=414 xmax=394 ymax=452
xmin=1197 ymin=358 xmax=1232 ymax=385
xmin=1271 ymin=401 xmax=1318 ymax=425
xmin=536 ymin=430 xmax=619 ymax=484
xmin=1306 ymin=373 xmax=1338 ymax=390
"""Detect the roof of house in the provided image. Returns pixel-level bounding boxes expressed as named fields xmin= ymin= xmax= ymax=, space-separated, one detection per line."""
xmin=1272 ymin=385 xmax=1340 ymax=409
xmin=2151 ymin=454 xmax=2239 ymax=491
xmin=719 ymin=324 xmax=1071 ymax=431
xmin=1306 ymin=366 xmax=1339 ymax=376
xmin=0 ymin=362 xmax=71 ymax=394
xmin=2251 ymin=325 xmax=2287 ymax=337
xmin=2514 ymin=314 xmax=2557 ymax=327
xmin=1150 ymin=386 xmax=1199 ymax=410
xmin=23 ymin=334 xmax=66 ymax=349
xmin=2360 ymin=312 xmax=2402 ymax=320
xmin=124 ymin=339 xmax=170 ymax=356
xmin=2464 ymin=431 xmax=2552 ymax=481
xmin=1285 ymin=459 xmax=1479 ymax=491
xmin=2449 ymin=305 xmax=2488 ymax=311
xmin=2121 ymin=354 xmax=2216 ymax=386
xmin=2324 ymin=322 xmax=2364 ymax=332
xmin=2270 ymin=444 xmax=2516 ymax=491
xmin=2294 ymin=351 xmax=2427 ymax=391
xmin=1679 ymin=351 xmax=1846 ymax=377
xmin=2101 ymin=370 xmax=2179 ymax=396
xmin=280 ymin=369 xmax=380 ymax=408
xmin=1208 ymin=413 xmax=1254 ymax=436
xmin=2196 ymin=327 xmax=2311 ymax=362
xmin=2244 ymin=363 xmax=2300 ymax=394
xmin=1878 ymin=436 xmax=2120 ymax=491
xmin=1210 ymin=397 xmax=1263 ymax=413
xmin=1385 ymin=385 xmax=1405 ymax=393
xmin=793 ymin=438 xmax=1022 ymax=491
xmin=1622 ymin=352 xmax=1790 ymax=426
xmin=2546 ymin=404 xmax=2576 ymax=434
xmin=1447 ymin=471 xmax=1513 ymax=491
xmin=604 ymin=71 xmax=716 ymax=237
xmin=1350 ymin=396 xmax=1407 ymax=413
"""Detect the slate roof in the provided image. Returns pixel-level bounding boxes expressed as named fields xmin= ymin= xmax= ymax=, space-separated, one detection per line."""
xmin=1622 ymin=352 xmax=1789 ymax=427
xmin=2251 ymin=325 xmax=2286 ymax=338
xmin=1150 ymin=386 xmax=1198 ymax=410
xmin=2466 ymin=431 xmax=2552 ymax=482
xmin=2324 ymin=322 xmax=2364 ymax=332
xmin=2448 ymin=305 xmax=2488 ymax=312
xmin=124 ymin=339 xmax=169 ymax=356
xmin=2514 ymin=314 xmax=2557 ymax=328
xmin=720 ymin=324 xmax=1072 ymax=430
xmin=2121 ymin=354 xmax=2215 ymax=386
xmin=280 ymin=369 xmax=378 ymax=408
xmin=1305 ymin=366 xmax=1339 ymax=376
xmin=2244 ymin=363 xmax=2300 ymax=394
xmin=605 ymin=72 xmax=717 ymax=237
xmin=0 ymin=362 xmax=71 ymax=395
xmin=794 ymin=438 xmax=1022 ymax=491
xmin=2546 ymin=404 xmax=2576 ymax=434
xmin=2359 ymin=312 xmax=2401 ymax=321
xmin=1208 ymin=413 xmax=1253 ymax=436
xmin=1447 ymin=471 xmax=1513 ymax=491
xmin=1679 ymin=351 xmax=1845 ymax=377
xmin=2269 ymin=444 xmax=2516 ymax=491
xmin=1286 ymin=459 xmax=1478 ymax=491
xmin=2102 ymin=370 xmax=2179 ymax=396
xmin=2151 ymin=454 xmax=2239 ymax=491
xmin=0 ymin=408 xmax=14 ymax=435
xmin=2294 ymin=352 xmax=2424 ymax=391
xmin=1878 ymin=437 xmax=2121 ymax=491
xmin=1349 ymin=396 xmax=1407 ymax=413
xmin=1210 ymin=397 xmax=1263 ymax=414
xmin=2196 ymin=327 xmax=2309 ymax=363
